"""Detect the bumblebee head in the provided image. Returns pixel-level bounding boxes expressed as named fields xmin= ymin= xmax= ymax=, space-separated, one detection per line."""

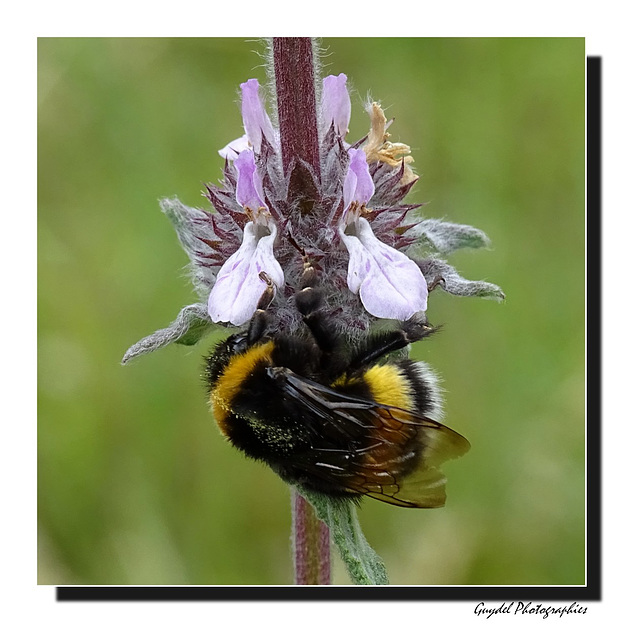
xmin=204 ymin=331 xmax=250 ymax=387
xmin=227 ymin=332 xmax=249 ymax=354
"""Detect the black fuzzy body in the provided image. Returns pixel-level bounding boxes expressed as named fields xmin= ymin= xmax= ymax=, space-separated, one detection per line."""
xmin=204 ymin=316 xmax=464 ymax=507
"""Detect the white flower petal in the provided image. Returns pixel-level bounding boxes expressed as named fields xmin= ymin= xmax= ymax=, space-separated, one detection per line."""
xmin=218 ymin=134 xmax=250 ymax=161
xmin=340 ymin=230 xmax=368 ymax=293
xmin=208 ymin=220 xmax=284 ymax=325
xmin=340 ymin=218 xmax=427 ymax=320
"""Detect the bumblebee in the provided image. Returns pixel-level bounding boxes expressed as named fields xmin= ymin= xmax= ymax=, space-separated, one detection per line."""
xmin=205 ymin=255 xmax=470 ymax=508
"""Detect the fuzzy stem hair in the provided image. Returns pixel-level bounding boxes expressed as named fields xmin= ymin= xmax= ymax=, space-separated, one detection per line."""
xmin=271 ymin=37 xmax=321 ymax=179
xmin=291 ymin=488 xmax=331 ymax=584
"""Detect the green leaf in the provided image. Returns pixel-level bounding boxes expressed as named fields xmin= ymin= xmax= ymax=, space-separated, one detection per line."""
xmin=296 ymin=487 xmax=389 ymax=585
xmin=122 ymin=303 xmax=213 ymax=364
xmin=408 ymin=218 xmax=492 ymax=256
xmin=175 ymin=314 xmax=214 ymax=346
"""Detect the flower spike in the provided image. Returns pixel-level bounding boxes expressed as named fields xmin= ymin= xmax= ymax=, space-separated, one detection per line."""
xmin=125 ymin=54 xmax=502 ymax=361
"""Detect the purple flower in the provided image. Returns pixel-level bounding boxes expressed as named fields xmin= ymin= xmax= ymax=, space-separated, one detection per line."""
xmin=218 ymin=79 xmax=277 ymax=159
xmin=240 ymin=79 xmax=277 ymax=153
xmin=321 ymin=73 xmax=351 ymax=138
xmin=207 ymin=218 xmax=284 ymax=325
xmin=207 ymin=148 xmax=284 ymax=325
xmin=342 ymin=148 xmax=374 ymax=210
xmin=339 ymin=149 xmax=428 ymax=320
xmin=234 ymin=149 xmax=267 ymax=211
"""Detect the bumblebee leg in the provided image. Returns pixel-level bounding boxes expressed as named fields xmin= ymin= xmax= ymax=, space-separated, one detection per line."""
xmin=346 ymin=320 xmax=438 ymax=373
xmin=294 ymin=251 xmax=321 ymax=313
xmin=292 ymin=253 xmax=341 ymax=358
xmin=257 ymin=272 xmax=276 ymax=310
xmin=246 ymin=272 xmax=275 ymax=345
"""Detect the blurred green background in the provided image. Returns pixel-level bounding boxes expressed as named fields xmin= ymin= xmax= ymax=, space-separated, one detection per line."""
xmin=38 ymin=37 xmax=585 ymax=585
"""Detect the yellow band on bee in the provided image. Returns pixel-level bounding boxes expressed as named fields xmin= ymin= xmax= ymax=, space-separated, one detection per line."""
xmin=211 ymin=341 xmax=275 ymax=434
xmin=362 ymin=364 xmax=413 ymax=411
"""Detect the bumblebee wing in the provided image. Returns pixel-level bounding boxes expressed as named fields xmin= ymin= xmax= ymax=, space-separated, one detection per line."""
xmin=268 ymin=367 xmax=470 ymax=508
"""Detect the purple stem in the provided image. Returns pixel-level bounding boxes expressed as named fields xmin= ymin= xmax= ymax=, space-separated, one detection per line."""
xmin=272 ymin=37 xmax=330 ymax=585
xmin=292 ymin=489 xmax=331 ymax=585
xmin=272 ymin=37 xmax=321 ymax=179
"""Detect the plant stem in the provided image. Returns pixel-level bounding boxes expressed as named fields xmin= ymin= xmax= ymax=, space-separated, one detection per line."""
xmin=291 ymin=488 xmax=331 ymax=585
xmin=271 ymin=37 xmax=331 ymax=585
xmin=272 ymin=37 xmax=321 ymax=178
